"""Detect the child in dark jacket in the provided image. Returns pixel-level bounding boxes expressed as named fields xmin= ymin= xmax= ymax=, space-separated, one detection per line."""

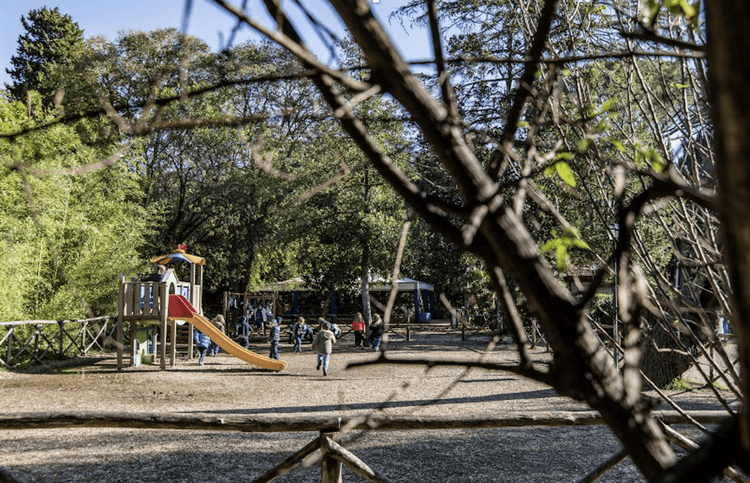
xmin=268 ymin=317 xmax=281 ymax=360
xmin=292 ymin=317 xmax=307 ymax=352
xmin=209 ymin=315 xmax=225 ymax=356
xmin=193 ymin=328 xmax=210 ymax=366
xmin=369 ymin=314 xmax=383 ymax=351
xmin=236 ymin=316 xmax=251 ymax=349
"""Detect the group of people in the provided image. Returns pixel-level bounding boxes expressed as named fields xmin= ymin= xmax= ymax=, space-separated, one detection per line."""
xmin=194 ymin=311 xmax=386 ymax=375
xmin=225 ymin=297 xmax=285 ymax=344
xmin=352 ymin=312 xmax=383 ymax=350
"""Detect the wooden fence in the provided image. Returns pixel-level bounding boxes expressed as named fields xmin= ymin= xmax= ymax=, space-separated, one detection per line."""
xmin=0 ymin=317 xmax=118 ymax=368
xmin=0 ymin=410 xmax=738 ymax=483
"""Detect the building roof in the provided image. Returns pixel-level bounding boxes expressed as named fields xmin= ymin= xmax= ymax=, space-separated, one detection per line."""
xmin=369 ymin=278 xmax=434 ymax=292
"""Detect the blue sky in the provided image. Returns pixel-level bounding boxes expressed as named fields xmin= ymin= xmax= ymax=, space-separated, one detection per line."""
xmin=1 ymin=0 xmax=431 ymax=88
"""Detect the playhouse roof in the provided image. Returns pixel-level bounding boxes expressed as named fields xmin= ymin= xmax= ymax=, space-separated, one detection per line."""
xmin=150 ymin=249 xmax=206 ymax=266
xmin=370 ymin=278 xmax=434 ymax=292
xmin=250 ymin=277 xmax=434 ymax=293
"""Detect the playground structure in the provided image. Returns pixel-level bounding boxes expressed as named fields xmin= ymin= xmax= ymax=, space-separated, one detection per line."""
xmin=116 ymin=246 xmax=286 ymax=371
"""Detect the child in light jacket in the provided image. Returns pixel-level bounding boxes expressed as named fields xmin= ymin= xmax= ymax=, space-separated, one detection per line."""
xmin=312 ymin=321 xmax=336 ymax=376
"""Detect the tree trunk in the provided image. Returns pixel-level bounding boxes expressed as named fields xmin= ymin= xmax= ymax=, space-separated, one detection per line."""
xmin=361 ymin=164 xmax=373 ymax=329
xmin=640 ymin=323 xmax=698 ymax=389
xmin=706 ymin=0 xmax=750 ymax=458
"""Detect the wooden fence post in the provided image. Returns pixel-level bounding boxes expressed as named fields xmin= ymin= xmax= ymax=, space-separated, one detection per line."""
xmin=58 ymin=321 xmax=65 ymax=358
xmin=160 ymin=281 xmax=168 ymax=370
xmin=6 ymin=326 xmax=13 ymax=366
xmin=320 ymin=432 xmax=342 ymax=483
xmin=34 ymin=324 xmax=41 ymax=361
xmin=117 ymin=275 xmax=125 ymax=370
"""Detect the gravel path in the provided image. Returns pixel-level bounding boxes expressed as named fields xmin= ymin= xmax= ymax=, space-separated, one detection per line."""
xmin=0 ymin=332 xmax=734 ymax=482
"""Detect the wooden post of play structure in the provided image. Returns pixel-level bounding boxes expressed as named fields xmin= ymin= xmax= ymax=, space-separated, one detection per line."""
xmin=160 ymin=282 xmax=168 ymax=370
xmin=320 ymin=432 xmax=342 ymax=483
xmin=129 ymin=285 xmax=138 ymax=364
xmin=169 ymin=280 xmax=177 ymax=367
xmin=222 ymin=292 xmax=228 ymax=328
xmin=188 ymin=323 xmax=195 ymax=360
xmin=117 ymin=275 xmax=124 ymax=370
xmin=171 ymin=316 xmax=177 ymax=367
xmin=190 ymin=263 xmax=196 ymax=310
xmin=198 ymin=265 xmax=204 ymax=314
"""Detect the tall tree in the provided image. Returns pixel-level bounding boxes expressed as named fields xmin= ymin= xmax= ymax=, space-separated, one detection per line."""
xmin=5 ymin=7 xmax=84 ymax=107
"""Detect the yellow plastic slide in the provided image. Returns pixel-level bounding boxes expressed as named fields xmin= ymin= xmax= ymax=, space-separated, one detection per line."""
xmin=182 ymin=313 xmax=287 ymax=372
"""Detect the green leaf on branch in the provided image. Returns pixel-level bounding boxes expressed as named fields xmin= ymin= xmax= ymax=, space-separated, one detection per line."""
xmin=555 ymin=161 xmax=577 ymax=188
xmin=636 ymin=146 xmax=667 ymax=173
xmin=607 ymin=138 xmax=625 ymax=152
xmin=576 ymin=137 xmax=592 ymax=153
xmin=543 ymin=153 xmax=577 ymax=188
xmin=599 ymin=98 xmax=616 ymax=114
xmin=541 ymin=227 xmax=590 ymax=272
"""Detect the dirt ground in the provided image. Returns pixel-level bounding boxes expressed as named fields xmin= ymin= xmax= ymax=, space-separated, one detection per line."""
xmin=0 ymin=331 xmax=738 ymax=483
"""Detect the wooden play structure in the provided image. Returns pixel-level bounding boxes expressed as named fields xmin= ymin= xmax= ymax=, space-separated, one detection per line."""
xmin=116 ymin=246 xmax=286 ymax=371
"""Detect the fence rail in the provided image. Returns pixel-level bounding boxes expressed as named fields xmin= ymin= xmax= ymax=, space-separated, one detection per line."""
xmin=0 ymin=316 xmax=119 ymax=368
xmin=0 ymin=409 xmax=730 ymax=432
xmin=0 ymin=410 xmax=734 ymax=483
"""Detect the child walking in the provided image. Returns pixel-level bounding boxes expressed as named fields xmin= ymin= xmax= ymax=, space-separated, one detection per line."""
xmin=312 ymin=321 xmax=336 ymax=376
xmin=209 ymin=314 xmax=225 ymax=357
xmin=193 ymin=328 xmax=210 ymax=366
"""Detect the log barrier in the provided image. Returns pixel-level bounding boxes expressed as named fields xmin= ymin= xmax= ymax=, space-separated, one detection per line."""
xmin=0 ymin=410 xmax=736 ymax=483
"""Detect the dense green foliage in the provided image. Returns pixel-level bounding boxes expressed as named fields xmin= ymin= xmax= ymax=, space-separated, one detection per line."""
xmin=0 ymin=94 xmax=148 ymax=320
